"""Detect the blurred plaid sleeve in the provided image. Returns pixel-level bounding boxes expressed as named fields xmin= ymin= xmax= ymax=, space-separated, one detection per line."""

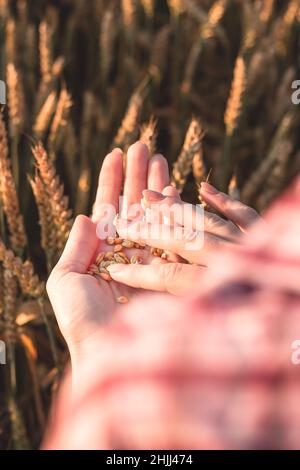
xmin=44 ymin=177 xmax=300 ymax=450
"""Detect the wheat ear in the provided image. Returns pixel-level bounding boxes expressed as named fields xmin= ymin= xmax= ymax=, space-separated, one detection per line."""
xmin=172 ymin=118 xmax=205 ymax=193
xmin=139 ymin=117 xmax=158 ymax=156
xmin=0 ymin=111 xmax=27 ymax=253
xmin=31 ymin=143 xmax=72 ymax=252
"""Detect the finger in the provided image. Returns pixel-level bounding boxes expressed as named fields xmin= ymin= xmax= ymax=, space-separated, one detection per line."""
xmin=162 ymin=185 xmax=181 ymax=198
xmin=47 ymin=216 xmax=98 ymax=301
xmin=142 ymin=190 xmax=239 ymax=239
xmin=115 ymin=218 xmax=230 ymax=264
xmin=92 ymin=149 xmax=123 ymax=222
xmin=200 ymin=182 xmax=260 ymax=232
xmin=147 ymin=154 xmax=169 ymax=192
xmin=107 ymin=262 xmax=204 ymax=295
xmin=56 ymin=215 xmax=98 ymax=274
xmin=122 ymin=142 xmax=149 ymax=217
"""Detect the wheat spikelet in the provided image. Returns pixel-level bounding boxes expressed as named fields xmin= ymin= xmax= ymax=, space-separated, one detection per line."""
xmin=35 ymin=56 xmax=65 ymax=116
xmin=141 ymin=0 xmax=155 ymax=18
xmin=122 ymin=0 xmax=136 ymax=30
xmin=3 ymin=268 xmax=17 ymax=343
xmin=224 ymin=56 xmax=246 ymax=137
xmin=228 ymin=173 xmax=240 ymax=200
xmin=6 ymin=63 xmax=25 ymax=138
xmin=191 ymin=121 xmax=206 ymax=185
xmin=139 ymin=117 xmax=157 ymax=156
xmin=48 ymin=88 xmax=72 ymax=154
xmin=0 ymin=0 xmax=8 ymax=18
xmin=5 ymin=18 xmax=17 ymax=62
xmin=32 ymin=143 xmax=72 ymax=251
xmin=0 ymin=112 xmax=27 ymax=253
xmin=276 ymin=0 xmax=299 ymax=55
xmin=29 ymin=175 xmax=56 ymax=259
xmin=202 ymin=0 xmax=226 ymax=39
xmin=167 ymin=0 xmax=185 ymax=17
xmin=113 ymin=85 xmax=145 ymax=149
xmin=259 ymin=0 xmax=274 ymax=24
xmin=39 ymin=20 xmax=53 ymax=83
xmin=172 ymin=118 xmax=205 ymax=193
xmin=33 ymin=91 xmax=57 ymax=139
xmin=0 ymin=239 xmax=45 ymax=298
xmin=0 ymin=160 xmax=27 ymax=253
xmin=100 ymin=5 xmax=116 ymax=83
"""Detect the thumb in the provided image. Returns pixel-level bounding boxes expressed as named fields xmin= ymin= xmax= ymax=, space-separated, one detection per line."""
xmin=107 ymin=262 xmax=204 ymax=295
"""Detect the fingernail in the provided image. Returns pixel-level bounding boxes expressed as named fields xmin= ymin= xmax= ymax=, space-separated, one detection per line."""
xmin=142 ymin=190 xmax=165 ymax=203
xmin=107 ymin=264 xmax=127 ymax=274
xmin=200 ymin=182 xmax=218 ymax=194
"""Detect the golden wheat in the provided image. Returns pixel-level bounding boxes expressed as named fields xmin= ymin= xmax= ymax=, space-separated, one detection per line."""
xmin=172 ymin=118 xmax=205 ymax=193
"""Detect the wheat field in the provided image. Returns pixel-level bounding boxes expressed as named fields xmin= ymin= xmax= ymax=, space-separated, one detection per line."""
xmin=0 ymin=0 xmax=299 ymax=449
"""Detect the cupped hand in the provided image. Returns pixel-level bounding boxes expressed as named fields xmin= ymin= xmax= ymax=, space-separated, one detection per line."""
xmin=108 ymin=182 xmax=261 ymax=295
xmin=47 ymin=143 xmax=169 ymax=363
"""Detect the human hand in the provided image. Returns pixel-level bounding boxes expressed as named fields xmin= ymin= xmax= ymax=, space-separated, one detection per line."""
xmin=47 ymin=143 xmax=169 ymax=365
xmin=108 ymin=183 xmax=261 ymax=295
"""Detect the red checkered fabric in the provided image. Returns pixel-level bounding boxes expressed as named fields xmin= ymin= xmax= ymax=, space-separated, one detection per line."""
xmin=44 ymin=177 xmax=300 ymax=450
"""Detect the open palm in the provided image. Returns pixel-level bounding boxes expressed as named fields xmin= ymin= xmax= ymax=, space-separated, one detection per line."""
xmin=46 ymin=142 xmax=170 ymax=359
